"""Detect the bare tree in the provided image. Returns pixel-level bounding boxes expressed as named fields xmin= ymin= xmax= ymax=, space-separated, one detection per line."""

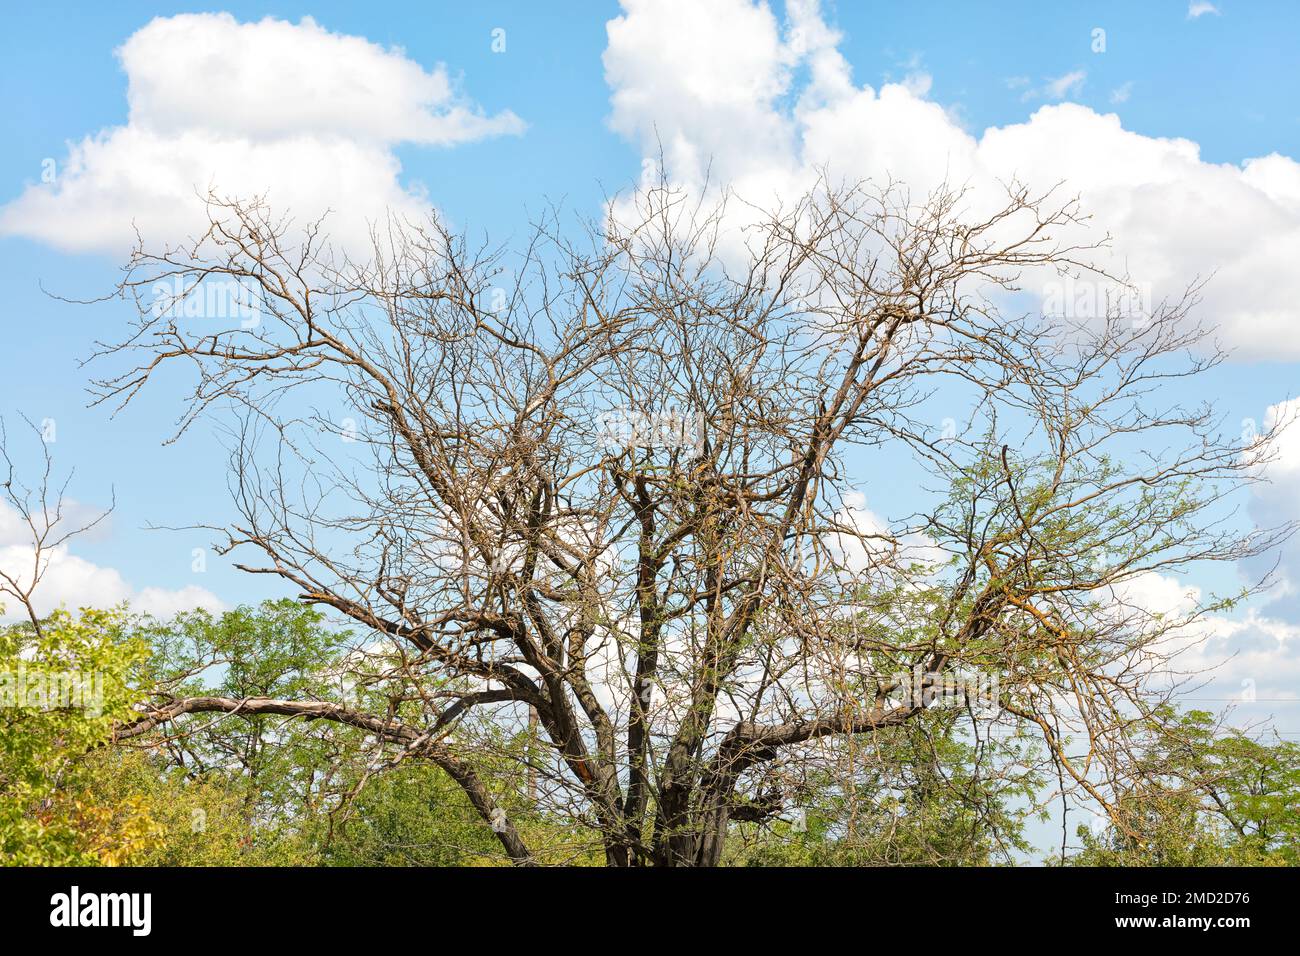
xmin=0 ymin=419 xmax=113 ymax=635
xmin=97 ymin=175 xmax=1289 ymax=865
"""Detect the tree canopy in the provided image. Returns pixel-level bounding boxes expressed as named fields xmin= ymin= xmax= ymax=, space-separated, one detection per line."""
xmin=3 ymin=176 xmax=1294 ymax=866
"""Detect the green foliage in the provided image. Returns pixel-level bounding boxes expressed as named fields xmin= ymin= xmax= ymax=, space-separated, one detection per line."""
xmin=0 ymin=608 xmax=152 ymax=864
xmin=727 ymin=712 xmax=1042 ymax=866
xmin=72 ymin=749 xmax=316 ymax=866
xmin=1 ymin=600 xmax=340 ymax=865
xmin=145 ymin=599 xmax=347 ymax=701
xmin=1069 ymin=709 xmax=1300 ymax=866
xmin=316 ymin=762 xmax=506 ymax=866
xmin=313 ymin=721 xmax=603 ymax=867
xmin=142 ymin=600 xmax=350 ymax=819
xmin=100 ymin=599 xmax=593 ymax=866
xmin=6 ymin=600 xmax=1296 ymax=867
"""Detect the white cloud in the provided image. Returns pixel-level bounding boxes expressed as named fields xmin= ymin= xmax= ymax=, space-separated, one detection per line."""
xmin=1109 ymin=81 xmax=1133 ymax=104
xmin=1111 ymin=569 xmax=1203 ymax=620
xmin=1188 ymin=2 xmax=1221 ymax=19
xmin=1242 ymin=398 xmax=1300 ymax=610
xmin=901 ymin=71 xmax=933 ymax=98
xmin=604 ymin=0 xmax=797 ymax=188
xmin=602 ymin=0 xmax=1300 ymax=360
xmin=603 ymin=0 xmax=1300 ymax=730
xmin=132 ymin=584 xmax=225 ymax=619
xmin=830 ymin=491 xmax=945 ymax=577
xmin=0 ymin=505 xmax=27 ymax=548
xmin=1097 ymin=570 xmax=1300 ymax=726
xmin=0 ymin=13 xmax=523 ymax=256
xmin=1025 ymin=69 xmax=1086 ymax=102
xmin=0 ymin=503 xmax=224 ymax=621
xmin=1168 ymin=607 xmax=1300 ymax=718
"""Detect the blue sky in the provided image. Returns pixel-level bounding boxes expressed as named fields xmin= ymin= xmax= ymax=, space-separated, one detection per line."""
xmin=2 ymin=0 xmax=1300 ymax=767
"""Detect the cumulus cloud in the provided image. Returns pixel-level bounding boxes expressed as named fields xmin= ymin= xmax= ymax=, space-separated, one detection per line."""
xmin=0 ymin=13 xmax=523 ymax=255
xmin=602 ymin=0 xmax=1300 ymax=360
xmin=131 ymin=584 xmax=225 ymax=619
xmin=0 ymin=502 xmax=223 ymax=621
xmin=1118 ymin=569 xmax=1300 ymax=727
xmin=1241 ymin=398 xmax=1300 ymax=616
xmin=605 ymin=0 xmax=796 ymax=188
xmin=603 ymin=2 xmax=1300 ymax=730
xmin=829 ymin=491 xmax=945 ymax=578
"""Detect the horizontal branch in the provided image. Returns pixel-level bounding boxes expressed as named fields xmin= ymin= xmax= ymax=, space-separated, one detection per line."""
xmin=114 ymin=696 xmax=534 ymax=865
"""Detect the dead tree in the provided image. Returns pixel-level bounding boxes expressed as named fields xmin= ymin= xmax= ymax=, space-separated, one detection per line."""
xmin=98 ymin=176 xmax=1290 ymax=865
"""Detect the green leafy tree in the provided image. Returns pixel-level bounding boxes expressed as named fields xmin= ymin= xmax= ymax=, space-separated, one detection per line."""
xmin=115 ymin=600 xmax=590 ymax=865
xmin=1070 ymin=709 xmax=1300 ymax=866
xmin=0 ymin=608 xmax=152 ymax=864
xmin=726 ymin=711 xmax=1042 ymax=866
xmin=71 ymin=748 xmax=315 ymax=866
xmin=136 ymin=600 xmax=349 ymax=828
